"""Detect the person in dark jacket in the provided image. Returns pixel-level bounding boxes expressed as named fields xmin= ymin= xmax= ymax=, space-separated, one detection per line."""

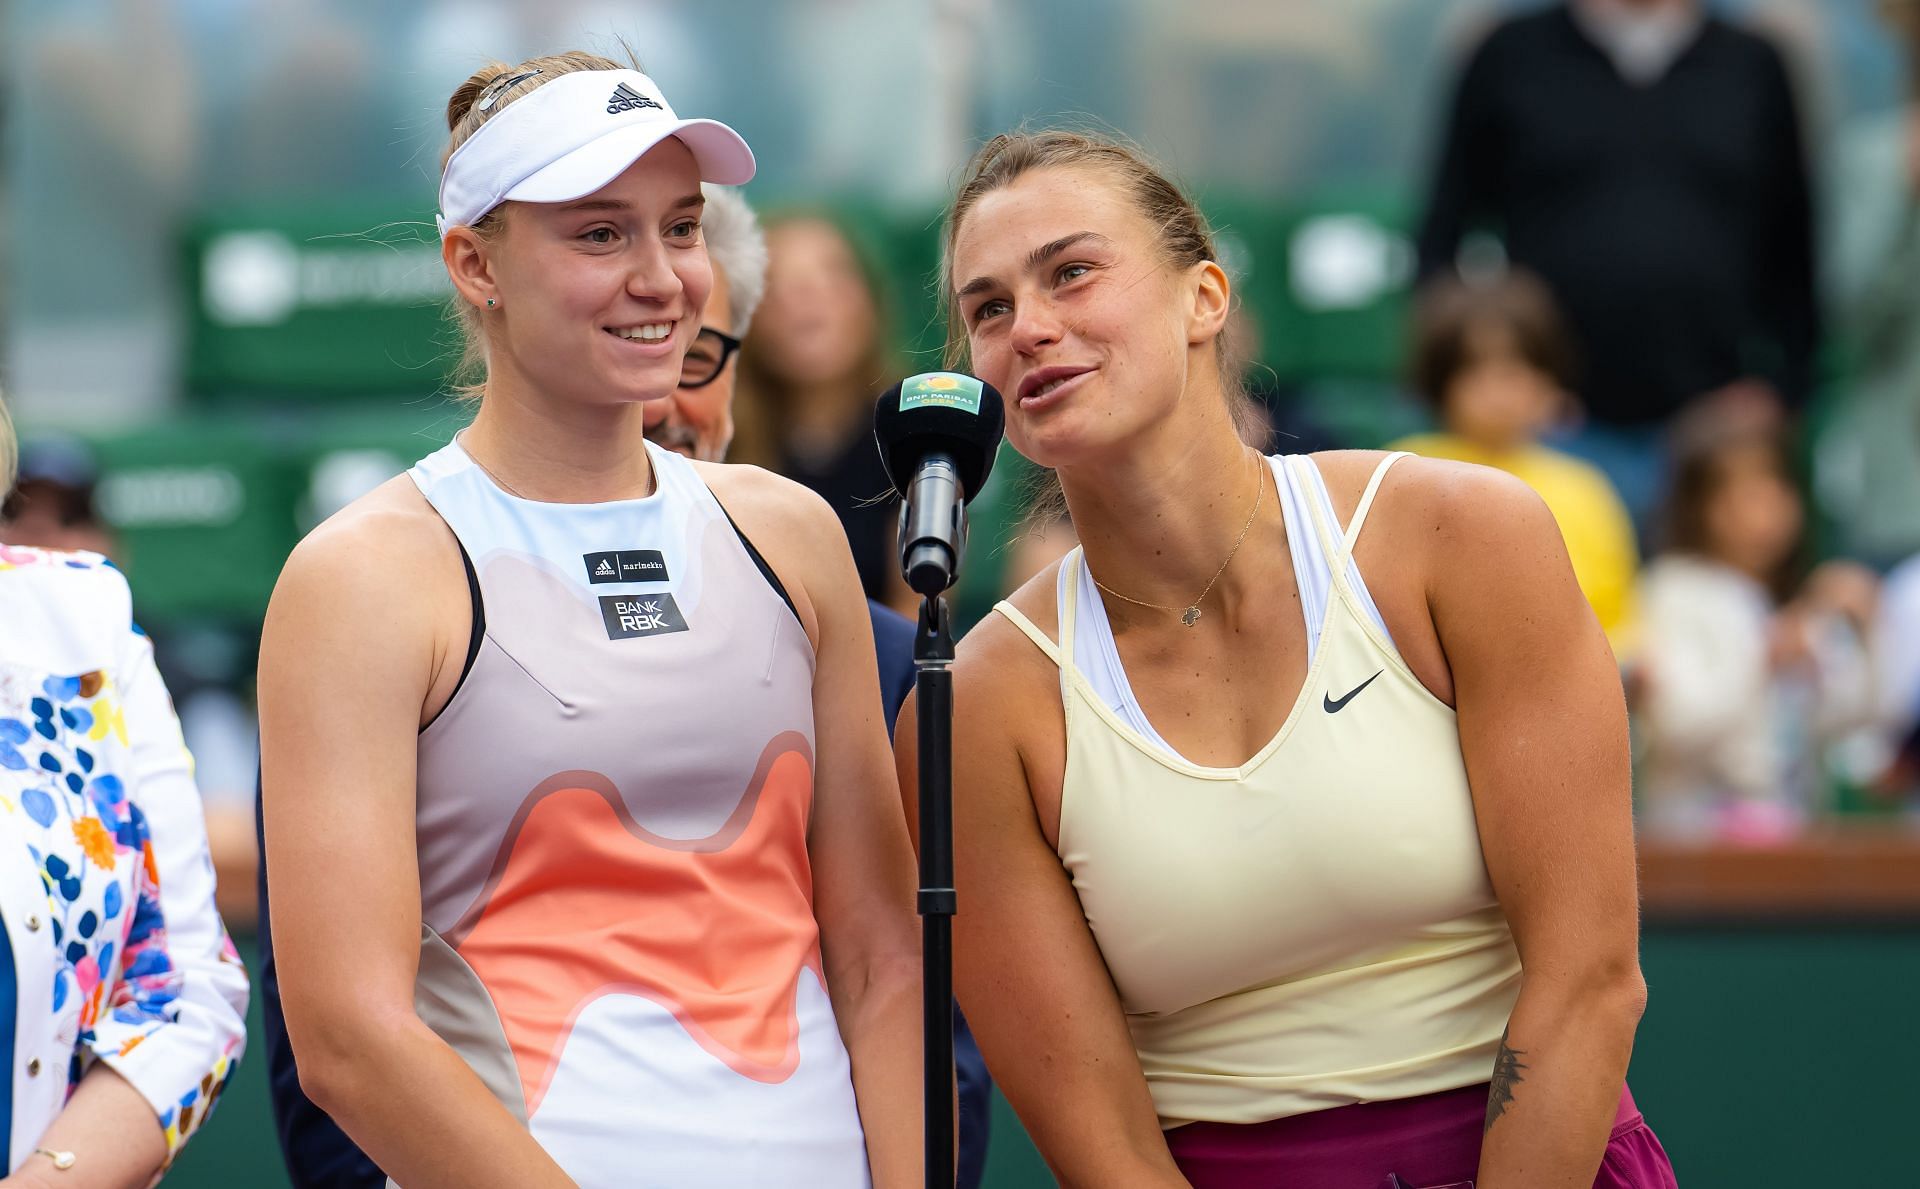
xmin=1416 ymin=0 xmax=1818 ymax=527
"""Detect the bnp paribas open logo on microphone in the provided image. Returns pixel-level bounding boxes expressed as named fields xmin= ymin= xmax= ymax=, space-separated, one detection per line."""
xmin=898 ymin=372 xmax=984 ymax=415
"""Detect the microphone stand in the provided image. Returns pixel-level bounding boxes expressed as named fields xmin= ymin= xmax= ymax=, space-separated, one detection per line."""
xmin=915 ymin=594 xmax=957 ymax=1189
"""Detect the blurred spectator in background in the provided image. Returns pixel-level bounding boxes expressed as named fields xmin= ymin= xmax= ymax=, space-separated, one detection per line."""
xmin=1875 ymin=547 xmax=1920 ymax=802
xmin=0 ymin=433 xmax=111 ymax=556
xmin=1868 ymin=374 xmax=1920 ymax=803
xmin=1417 ymin=0 xmax=1818 ymax=531
xmin=1395 ymin=271 xmax=1638 ymax=648
xmin=733 ymin=215 xmax=908 ymax=611
xmin=1819 ymin=0 xmax=1920 ymax=566
xmin=1633 ymin=407 xmax=1879 ymax=842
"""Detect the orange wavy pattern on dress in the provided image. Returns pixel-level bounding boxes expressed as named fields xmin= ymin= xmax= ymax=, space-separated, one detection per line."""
xmin=449 ymin=732 xmax=821 ymax=1115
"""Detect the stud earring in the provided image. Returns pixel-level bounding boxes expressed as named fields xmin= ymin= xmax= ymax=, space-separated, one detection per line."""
xmin=485 ymin=298 xmax=497 ymax=308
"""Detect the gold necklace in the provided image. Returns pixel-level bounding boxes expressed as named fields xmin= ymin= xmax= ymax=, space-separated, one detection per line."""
xmin=466 ymin=451 xmax=529 ymax=500
xmin=1088 ymin=458 xmax=1265 ymax=629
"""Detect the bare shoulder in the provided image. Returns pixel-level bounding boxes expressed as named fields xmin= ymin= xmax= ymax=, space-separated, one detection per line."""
xmin=954 ymin=559 xmax=1064 ymax=719
xmin=690 ymin=461 xmax=847 ymax=641
xmin=692 ymin=460 xmax=840 ymax=542
xmin=1306 ymin=449 xmax=1554 ymax=554
xmin=278 ymin=476 xmax=455 ymax=590
xmin=1303 ymin=451 xmax=1559 ymax=706
xmin=267 ymin=475 xmax=464 ymax=644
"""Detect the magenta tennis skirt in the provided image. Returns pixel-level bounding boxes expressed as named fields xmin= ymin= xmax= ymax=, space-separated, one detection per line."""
xmin=1164 ymin=1083 xmax=1675 ymax=1189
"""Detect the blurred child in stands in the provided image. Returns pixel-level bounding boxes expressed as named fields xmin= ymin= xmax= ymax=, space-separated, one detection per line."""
xmin=1396 ymin=272 xmax=1638 ymax=649
xmin=1869 ymin=451 xmax=1920 ymax=807
xmin=1635 ymin=408 xmax=1879 ymax=842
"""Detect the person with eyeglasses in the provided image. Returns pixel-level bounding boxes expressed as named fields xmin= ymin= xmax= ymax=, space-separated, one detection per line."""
xmin=643 ymin=309 xmax=741 ymax=463
xmin=258 ymin=54 xmax=921 ymax=1188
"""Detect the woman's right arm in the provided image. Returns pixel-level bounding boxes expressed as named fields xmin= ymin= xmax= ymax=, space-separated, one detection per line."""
xmin=894 ymin=622 xmax=1187 ymax=1189
xmin=259 ymin=508 xmax=574 ymax=1189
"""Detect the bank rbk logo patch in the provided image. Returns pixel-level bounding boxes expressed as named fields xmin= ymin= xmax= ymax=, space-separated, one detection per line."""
xmin=600 ymin=593 xmax=689 ymax=640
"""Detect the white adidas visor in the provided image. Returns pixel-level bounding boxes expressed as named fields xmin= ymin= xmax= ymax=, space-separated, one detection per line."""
xmin=436 ymin=69 xmax=755 ymax=238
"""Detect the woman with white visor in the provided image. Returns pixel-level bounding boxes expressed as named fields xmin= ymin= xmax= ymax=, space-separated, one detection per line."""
xmin=259 ymin=52 xmax=920 ymax=1189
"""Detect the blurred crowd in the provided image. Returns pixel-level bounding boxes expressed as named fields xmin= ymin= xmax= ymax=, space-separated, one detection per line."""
xmin=9 ymin=0 xmax=1920 ymax=936
xmin=1393 ymin=0 xmax=1920 ymax=846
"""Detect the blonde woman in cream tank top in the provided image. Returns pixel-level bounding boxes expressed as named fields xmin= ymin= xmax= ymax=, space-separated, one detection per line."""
xmin=896 ymin=131 xmax=1675 ymax=1188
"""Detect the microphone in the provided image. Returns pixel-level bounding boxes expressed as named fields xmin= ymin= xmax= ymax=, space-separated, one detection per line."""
xmin=873 ymin=371 xmax=1007 ymax=598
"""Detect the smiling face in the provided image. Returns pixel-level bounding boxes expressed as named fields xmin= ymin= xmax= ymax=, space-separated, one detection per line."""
xmin=949 ymin=166 xmax=1225 ymax=469
xmin=643 ymin=266 xmax=736 ymax=461
xmin=451 ymin=136 xmax=712 ymax=409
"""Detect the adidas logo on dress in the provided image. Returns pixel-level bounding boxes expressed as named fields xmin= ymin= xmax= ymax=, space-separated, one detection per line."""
xmin=595 ymin=559 xmax=617 ymax=576
xmin=607 ymin=84 xmax=662 ymax=115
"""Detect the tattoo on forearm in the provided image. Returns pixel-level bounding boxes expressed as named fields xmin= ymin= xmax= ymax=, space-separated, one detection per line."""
xmin=1483 ymin=1028 xmax=1528 ymax=1135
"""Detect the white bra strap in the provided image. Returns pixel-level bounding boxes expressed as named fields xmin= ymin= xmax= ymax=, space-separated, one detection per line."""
xmin=1059 ymin=547 xmax=1084 ymax=665
xmin=1285 ymin=455 xmax=1343 ymax=562
xmin=1339 ymin=452 xmax=1409 ymax=563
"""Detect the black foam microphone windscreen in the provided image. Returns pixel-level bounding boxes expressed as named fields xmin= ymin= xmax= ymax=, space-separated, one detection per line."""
xmin=872 ymin=371 xmax=1006 ymax=503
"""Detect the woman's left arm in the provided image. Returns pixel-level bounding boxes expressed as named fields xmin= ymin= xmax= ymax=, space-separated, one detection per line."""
xmin=31 ymin=599 xmax=249 ymax=1186
xmin=1424 ymin=467 xmax=1647 ymax=1189
xmin=785 ymin=488 xmax=923 ymax=1189
xmin=1 ymin=1065 xmax=164 ymax=1189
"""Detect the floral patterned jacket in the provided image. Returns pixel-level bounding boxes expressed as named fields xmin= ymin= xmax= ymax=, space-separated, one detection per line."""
xmin=0 ymin=545 xmax=248 ymax=1172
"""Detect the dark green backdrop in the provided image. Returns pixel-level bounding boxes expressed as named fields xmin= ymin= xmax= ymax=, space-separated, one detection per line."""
xmin=162 ymin=924 xmax=1918 ymax=1187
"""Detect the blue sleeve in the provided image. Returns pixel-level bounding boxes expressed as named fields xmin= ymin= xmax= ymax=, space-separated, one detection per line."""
xmin=955 ymin=1008 xmax=992 ymax=1189
xmin=256 ymin=774 xmax=385 ymax=1189
xmin=866 ymin=601 xmax=917 ymax=732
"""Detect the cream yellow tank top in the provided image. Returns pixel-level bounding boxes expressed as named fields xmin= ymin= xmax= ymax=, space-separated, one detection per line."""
xmin=993 ymin=453 xmax=1522 ymax=1130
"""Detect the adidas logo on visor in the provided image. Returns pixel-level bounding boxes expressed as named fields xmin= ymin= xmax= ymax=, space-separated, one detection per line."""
xmin=607 ymin=83 xmax=662 ymax=115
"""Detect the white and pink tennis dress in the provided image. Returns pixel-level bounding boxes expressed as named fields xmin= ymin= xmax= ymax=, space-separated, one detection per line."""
xmin=400 ymin=438 xmax=870 ymax=1187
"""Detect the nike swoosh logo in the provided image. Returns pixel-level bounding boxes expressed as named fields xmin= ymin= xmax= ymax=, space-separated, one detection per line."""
xmin=1323 ymin=670 xmax=1384 ymax=713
